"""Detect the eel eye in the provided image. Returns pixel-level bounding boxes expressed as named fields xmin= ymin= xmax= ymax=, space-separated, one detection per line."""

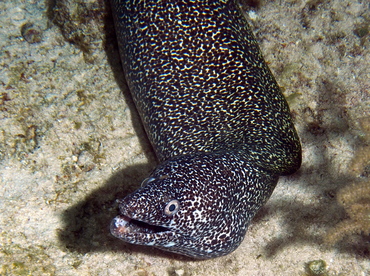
xmin=164 ymin=199 xmax=180 ymax=216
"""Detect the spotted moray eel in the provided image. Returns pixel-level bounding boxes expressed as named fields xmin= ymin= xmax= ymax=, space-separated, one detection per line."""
xmin=110 ymin=0 xmax=301 ymax=259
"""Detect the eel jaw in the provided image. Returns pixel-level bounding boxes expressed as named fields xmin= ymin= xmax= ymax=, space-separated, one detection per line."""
xmin=110 ymin=215 xmax=175 ymax=245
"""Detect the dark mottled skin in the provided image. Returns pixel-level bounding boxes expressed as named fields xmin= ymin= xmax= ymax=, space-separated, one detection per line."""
xmin=110 ymin=0 xmax=301 ymax=259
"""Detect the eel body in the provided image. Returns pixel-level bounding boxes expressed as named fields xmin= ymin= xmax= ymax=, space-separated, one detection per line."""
xmin=110 ymin=0 xmax=301 ymax=259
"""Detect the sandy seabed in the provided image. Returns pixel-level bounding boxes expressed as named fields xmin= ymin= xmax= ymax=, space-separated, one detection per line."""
xmin=0 ymin=0 xmax=369 ymax=275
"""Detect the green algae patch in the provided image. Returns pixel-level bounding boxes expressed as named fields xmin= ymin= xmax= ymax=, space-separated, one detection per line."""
xmin=1 ymin=240 xmax=56 ymax=276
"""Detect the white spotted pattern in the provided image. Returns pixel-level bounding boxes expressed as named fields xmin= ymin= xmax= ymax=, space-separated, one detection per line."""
xmin=110 ymin=0 xmax=301 ymax=259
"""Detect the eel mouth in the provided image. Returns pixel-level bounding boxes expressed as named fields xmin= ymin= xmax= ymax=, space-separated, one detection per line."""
xmin=110 ymin=215 xmax=171 ymax=238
